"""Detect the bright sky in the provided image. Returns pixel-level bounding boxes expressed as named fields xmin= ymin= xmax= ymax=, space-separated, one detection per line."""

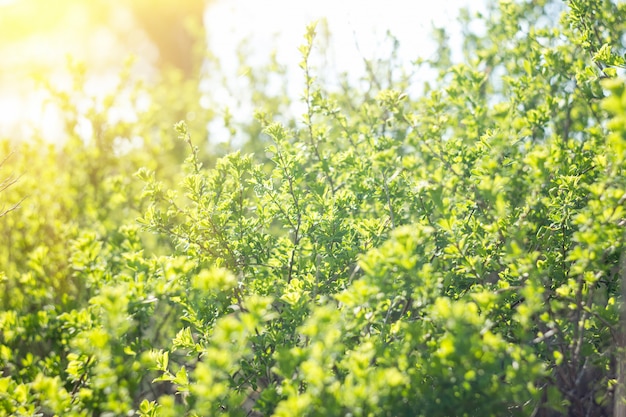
xmin=206 ymin=0 xmax=484 ymax=85
xmin=203 ymin=0 xmax=485 ymax=143
xmin=0 ymin=0 xmax=486 ymax=142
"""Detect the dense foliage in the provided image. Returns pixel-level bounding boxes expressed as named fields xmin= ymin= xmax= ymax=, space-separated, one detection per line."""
xmin=2 ymin=0 xmax=626 ymax=416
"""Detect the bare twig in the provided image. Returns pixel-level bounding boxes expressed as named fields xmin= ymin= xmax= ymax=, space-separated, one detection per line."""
xmin=615 ymin=243 xmax=626 ymax=417
xmin=0 ymin=152 xmax=24 ymax=217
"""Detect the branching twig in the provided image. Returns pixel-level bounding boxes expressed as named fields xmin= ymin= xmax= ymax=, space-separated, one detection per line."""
xmin=0 ymin=152 xmax=24 ymax=217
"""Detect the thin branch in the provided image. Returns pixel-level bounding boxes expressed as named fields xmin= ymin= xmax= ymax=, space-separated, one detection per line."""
xmin=615 ymin=241 xmax=626 ymax=417
xmin=382 ymin=171 xmax=396 ymax=229
xmin=0 ymin=196 xmax=25 ymax=218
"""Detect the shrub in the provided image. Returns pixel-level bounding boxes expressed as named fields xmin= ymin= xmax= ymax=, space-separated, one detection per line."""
xmin=1 ymin=1 xmax=626 ymax=416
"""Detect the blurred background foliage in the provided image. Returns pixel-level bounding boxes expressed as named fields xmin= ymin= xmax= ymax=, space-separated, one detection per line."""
xmin=0 ymin=0 xmax=205 ymax=76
